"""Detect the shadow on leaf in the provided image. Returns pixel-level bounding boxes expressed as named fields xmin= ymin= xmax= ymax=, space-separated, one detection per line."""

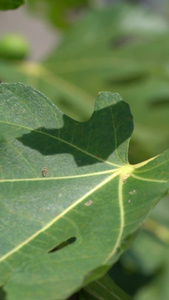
xmin=0 ymin=287 xmax=6 ymax=300
xmin=17 ymin=101 xmax=133 ymax=166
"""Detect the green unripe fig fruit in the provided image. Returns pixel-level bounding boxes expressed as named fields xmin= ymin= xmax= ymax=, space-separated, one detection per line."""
xmin=0 ymin=33 xmax=30 ymax=60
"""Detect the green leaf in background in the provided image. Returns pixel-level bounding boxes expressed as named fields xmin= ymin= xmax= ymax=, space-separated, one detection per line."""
xmin=43 ymin=4 xmax=169 ymax=163
xmin=0 ymin=83 xmax=169 ymax=299
xmin=27 ymin=0 xmax=90 ymax=29
xmin=0 ymin=4 xmax=169 ymax=163
xmin=0 ymin=0 xmax=24 ymax=10
xmin=81 ymin=274 xmax=132 ymax=300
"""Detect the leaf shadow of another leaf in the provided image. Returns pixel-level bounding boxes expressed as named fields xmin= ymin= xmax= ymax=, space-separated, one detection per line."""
xmin=17 ymin=101 xmax=133 ymax=166
xmin=0 ymin=287 xmax=6 ymax=300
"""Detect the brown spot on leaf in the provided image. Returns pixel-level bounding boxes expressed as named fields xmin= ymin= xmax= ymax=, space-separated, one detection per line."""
xmin=42 ymin=167 xmax=47 ymax=177
xmin=84 ymin=200 xmax=93 ymax=206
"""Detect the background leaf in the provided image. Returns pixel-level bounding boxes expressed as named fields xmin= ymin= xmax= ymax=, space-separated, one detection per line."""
xmin=0 ymin=4 xmax=169 ymax=162
xmin=0 ymin=0 xmax=24 ymax=10
xmin=27 ymin=0 xmax=90 ymax=29
xmin=81 ymin=274 xmax=132 ymax=300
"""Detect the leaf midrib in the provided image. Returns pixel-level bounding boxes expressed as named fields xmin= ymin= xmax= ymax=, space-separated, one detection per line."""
xmin=0 ymin=169 xmax=117 ymax=183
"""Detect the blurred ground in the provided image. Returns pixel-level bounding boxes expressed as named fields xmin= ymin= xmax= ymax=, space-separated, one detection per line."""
xmin=0 ymin=5 xmax=58 ymax=60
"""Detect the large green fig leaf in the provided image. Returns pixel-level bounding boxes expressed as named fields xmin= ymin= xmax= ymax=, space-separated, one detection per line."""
xmin=0 ymin=83 xmax=169 ymax=300
xmin=0 ymin=0 xmax=24 ymax=10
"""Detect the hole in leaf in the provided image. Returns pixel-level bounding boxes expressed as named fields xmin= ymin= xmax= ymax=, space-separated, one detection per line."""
xmin=48 ymin=237 xmax=76 ymax=253
xmin=149 ymin=96 xmax=169 ymax=108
